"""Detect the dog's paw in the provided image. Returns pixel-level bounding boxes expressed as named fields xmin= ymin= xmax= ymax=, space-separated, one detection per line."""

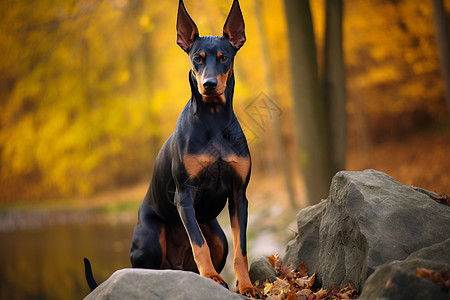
xmin=208 ymin=274 xmax=229 ymax=289
xmin=236 ymin=281 xmax=262 ymax=298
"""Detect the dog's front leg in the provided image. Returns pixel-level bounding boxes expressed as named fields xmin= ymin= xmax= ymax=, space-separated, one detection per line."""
xmin=228 ymin=189 xmax=258 ymax=296
xmin=174 ymin=186 xmax=228 ymax=287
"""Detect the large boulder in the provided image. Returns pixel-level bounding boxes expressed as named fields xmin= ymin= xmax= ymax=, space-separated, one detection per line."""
xmin=358 ymin=239 xmax=450 ymax=300
xmin=84 ymin=269 xmax=247 ymax=300
xmin=283 ymin=169 xmax=450 ymax=290
xmin=395 ymin=238 xmax=450 ymax=273
xmin=358 ymin=263 xmax=449 ymax=300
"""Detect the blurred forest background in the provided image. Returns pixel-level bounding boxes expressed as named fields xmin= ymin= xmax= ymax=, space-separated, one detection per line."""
xmin=1 ymin=0 xmax=450 ymax=299
xmin=1 ymin=0 xmax=449 ymax=206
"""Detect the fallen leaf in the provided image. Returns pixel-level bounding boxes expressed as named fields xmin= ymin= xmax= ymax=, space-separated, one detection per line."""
xmin=255 ymin=255 xmax=359 ymax=299
xmin=286 ymin=292 xmax=299 ymax=299
xmin=429 ymin=193 xmax=450 ymax=206
xmin=295 ymin=273 xmax=316 ymax=289
xmin=416 ymin=268 xmax=450 ymax=294
xmin=335 ymin=284 xmax=359 ymax=299
xmin=297 ymin=289 xmax=313 ymax=300
xmin=268 ymin=254 xmax=278 ymax=268
xmin=314 ymin=288 xmax=328 ymax=299
xmin=264 ymin=282 xmax=274 ymax=295
xmin=308 ymin=293 xmax=316 ymax=300
xmin=267 ymin=278 xmax=291 ymax=295
xmin=298 ymin=262 xmax=308 ymax=277
xmin=416 ymin=267 xmax=434 ymax=278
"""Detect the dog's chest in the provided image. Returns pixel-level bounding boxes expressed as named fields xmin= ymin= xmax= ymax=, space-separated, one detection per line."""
xmin=183 ymin=152 xmax=249 ymax=182
xmin=183 ymin=137 xmax=250 ymax=183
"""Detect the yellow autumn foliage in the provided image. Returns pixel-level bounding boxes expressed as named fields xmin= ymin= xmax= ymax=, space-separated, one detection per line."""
xmin=0 ymin=0 xmax=447 ymax=202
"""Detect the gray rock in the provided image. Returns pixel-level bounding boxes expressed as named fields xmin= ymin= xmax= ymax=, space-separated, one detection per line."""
xmin=284 ymin=202 xmax=326 ymax=276
xmin=358 ymin=264 xmax=449 ymax=300
xmin=249 ymin=256 xmax=277 ymax=284
xmin=359 ymin=240 xmax=450 ymax=300
xmin=284 ymin=170 xmax=450 ymax=290
xmin=84 ymin=268 xmax=247 ymax=300
xmin=396 ymin=238 xmax=450 ymax=273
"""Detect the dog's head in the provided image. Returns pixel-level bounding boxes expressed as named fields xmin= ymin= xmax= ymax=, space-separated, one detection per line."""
xmin=176 ymin=0 xmax=245 ymax=104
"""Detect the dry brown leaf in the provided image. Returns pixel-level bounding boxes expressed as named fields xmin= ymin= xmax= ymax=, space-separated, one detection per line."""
xmin=257 ymin=255 xmax=360 ymax=299
xmin=335 ymin=284 xmax=359 ymax=299
xmin=278 ymin=264 xmax=296 ymax=280
xmin=416 ymin=267 xmax=450 ymax=293
xmin=266 ymin=295 xmax=282 ymax=300
xmin=264 ymin=282 xmax=274 ymax=295
xmin=308 ymin=293 xmax=316 ymax=300
xmin=314 ymin=288 xmax=328 ymax=299
xmin=286 ymin=292 xmax=300 ymax=300
xmin=267 ymin=278 xmax=291 ymax=295
xmin=433 ymin=271 xmax=450 ymax=293
xmin=298 ymin=262 xmax=308 ymax=277
xmin=429 ymin=193 xmax=450 ymax=206
xmin=416 ymin=267 xmax=435 ymax=278
xmin=297 ymin=288 xmax=313 ymax=300
xmin=295 ymin=273 xmax=316 ymax=289
xmin=268 ymin=254 xmax=277 ymax=268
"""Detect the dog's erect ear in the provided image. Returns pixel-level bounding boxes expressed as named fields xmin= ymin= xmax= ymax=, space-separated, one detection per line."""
xmin=177 ymin=0 xmax=199 ymax=52
xmin=223 ymin=0 xmax=246 ymax=50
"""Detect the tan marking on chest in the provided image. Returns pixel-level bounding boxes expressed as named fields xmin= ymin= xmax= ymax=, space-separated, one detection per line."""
xmin=224 ymin=154 xmax=250 ymax=181
xmin=183 ymin=154 xmax=215 ymax=179
xmin=183 ymin=153 xmax=250 ymax=181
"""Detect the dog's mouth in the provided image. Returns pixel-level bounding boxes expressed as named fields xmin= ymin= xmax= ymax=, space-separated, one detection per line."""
xmin=201 ymin=89 xmax=221 ymax=96
xmin=201 ymin=92 xmax=226 ymax=104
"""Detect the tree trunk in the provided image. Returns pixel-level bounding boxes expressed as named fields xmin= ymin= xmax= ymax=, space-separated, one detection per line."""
xmin=431 ymin=0 xmax=450 ymax=120
xmin=284 ymin=0 xmax=332 ymax=205
xmin=324 ymin=0 xmax=346 ymax=172
xmin=254 ymin=0 xmax=297 ymax=209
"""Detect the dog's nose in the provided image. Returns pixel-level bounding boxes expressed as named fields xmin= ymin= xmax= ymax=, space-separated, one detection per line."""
xmin=203 ymin=78 xmax=217 ymax=90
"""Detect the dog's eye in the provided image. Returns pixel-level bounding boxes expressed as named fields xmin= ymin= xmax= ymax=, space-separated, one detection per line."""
xmin=193 ymin=56 xmax=202 ymax=63
xmin=220 ymin=56 xmax=229 ymax=63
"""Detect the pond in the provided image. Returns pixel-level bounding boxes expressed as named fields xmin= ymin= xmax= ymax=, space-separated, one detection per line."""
xmin=0 ymin=212 xmax=136 ymax=300
xmin=0 ymin=206 xmax=286 ymax=300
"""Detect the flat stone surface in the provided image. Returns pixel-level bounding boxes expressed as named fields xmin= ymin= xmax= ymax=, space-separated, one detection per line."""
xmin=84 ymin=268 xmax=247 ymax=300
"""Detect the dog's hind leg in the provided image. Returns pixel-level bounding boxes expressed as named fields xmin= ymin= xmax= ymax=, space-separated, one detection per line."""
xmin=130 ymin=207 xmax=167 ymax=269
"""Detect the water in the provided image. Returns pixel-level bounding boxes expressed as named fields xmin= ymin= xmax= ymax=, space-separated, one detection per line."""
xmin=0 ymin=207 xmax=286 ymax=300
xmin=0 ymin=217 xmax=136 ymax=300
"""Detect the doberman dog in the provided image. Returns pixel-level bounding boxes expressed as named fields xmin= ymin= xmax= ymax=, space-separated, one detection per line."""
xmin=85 ymin=0 xmax=257 ymax=297
xmin=130 ymin=0 xmax=257 ymax=295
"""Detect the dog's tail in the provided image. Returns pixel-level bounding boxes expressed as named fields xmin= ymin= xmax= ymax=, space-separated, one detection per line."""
xmin=83 ymin=258 xmax=98 ymax=291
